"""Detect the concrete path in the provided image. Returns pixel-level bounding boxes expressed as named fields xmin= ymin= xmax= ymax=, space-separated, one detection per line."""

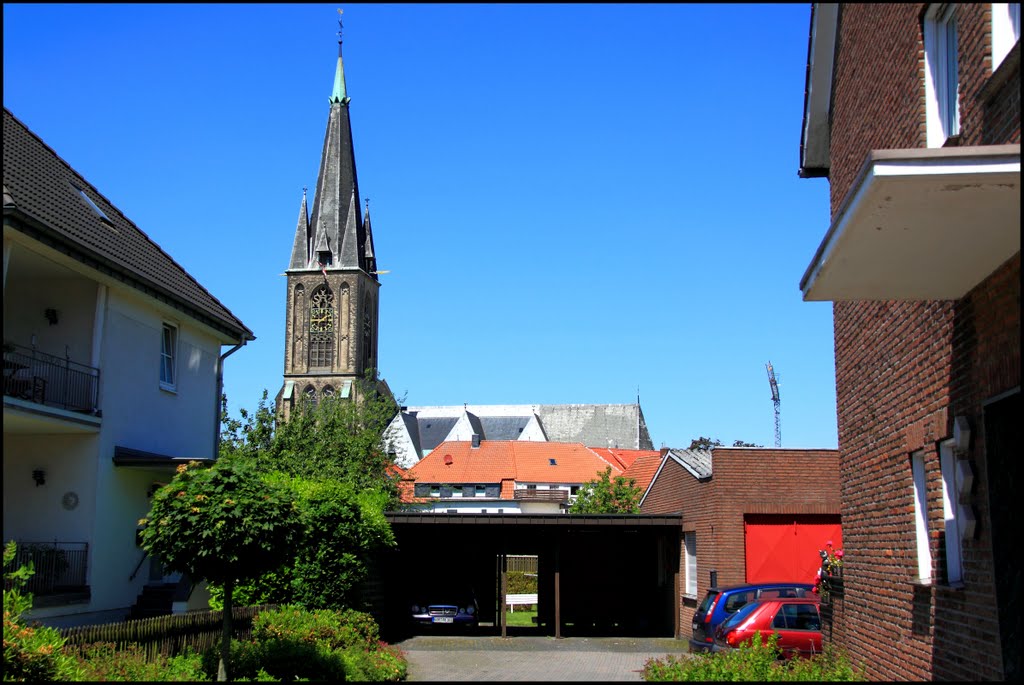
xmin=396 ymin=635 xmax=689 ymax=681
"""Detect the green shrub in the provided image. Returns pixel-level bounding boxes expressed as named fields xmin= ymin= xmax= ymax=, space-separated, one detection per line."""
xmin=505 ymin=570 xmax=537 ymax=595
xmin=72 ymin=643 xmax=205 ymax=682
xmin=3 ymin=541 xmax=83 ymax=682
xmin=200 ymin=606 xmax=403 ymax=682
xmin=641 ymin=634 xmax=863 ymax=682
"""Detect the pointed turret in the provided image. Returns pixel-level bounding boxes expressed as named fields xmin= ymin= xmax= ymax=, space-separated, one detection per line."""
xmin=304 ymin=10 xmax=368 ymax=274
xmin=288 ymin=188 xmax=310 ymax=270
xmin=363 ymin=198 xmax=377 ymax=278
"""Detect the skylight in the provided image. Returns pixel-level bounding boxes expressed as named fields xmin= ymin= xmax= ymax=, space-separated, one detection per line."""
xmin=73 ymin=184 xmax=110 ymax=221
xmin=549 ymin=458 xmax=557 ymax=466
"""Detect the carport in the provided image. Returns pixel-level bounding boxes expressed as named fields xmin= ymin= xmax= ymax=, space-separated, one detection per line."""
xmin=380 ymin=513 xmax=683 ymax=639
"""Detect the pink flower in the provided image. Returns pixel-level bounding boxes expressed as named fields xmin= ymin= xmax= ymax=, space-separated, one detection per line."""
xmin=825 ymin=540 xmax=833 ymax=548
xmin=836 ymin=550 xmax=844 ymax=559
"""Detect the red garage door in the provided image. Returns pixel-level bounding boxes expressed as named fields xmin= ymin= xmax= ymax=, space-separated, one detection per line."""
xmin=744 ymin=514 xmax=842 ymax=585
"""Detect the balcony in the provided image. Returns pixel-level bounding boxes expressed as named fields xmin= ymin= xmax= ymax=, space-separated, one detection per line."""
xmin=514 ymin=489 xmax=570 ymax=503
xmin=3 ymin=342 xmax=100 ymax=415
xmin=3 ymin=541 xmax=90 ymax=606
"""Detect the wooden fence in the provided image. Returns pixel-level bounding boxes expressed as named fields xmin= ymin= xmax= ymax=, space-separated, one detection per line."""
xmin=58 ymin=604 xmax=280 ymax=661
xmin=506 ymin=555 xmax=538 ymax=573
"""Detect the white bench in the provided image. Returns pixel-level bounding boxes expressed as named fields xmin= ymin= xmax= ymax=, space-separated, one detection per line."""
xmin=505 ymin=593 xmax=538 ymax=612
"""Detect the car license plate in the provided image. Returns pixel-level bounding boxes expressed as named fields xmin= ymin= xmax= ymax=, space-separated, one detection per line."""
xmin=433 ymin=616 xmax=453 ymax=624
xmin=692 ymin=622 xmax=698 ymax=630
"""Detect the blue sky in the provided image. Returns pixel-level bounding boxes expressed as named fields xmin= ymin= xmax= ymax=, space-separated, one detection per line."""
xmin=3 ymin=3 xmax=837 ymax=450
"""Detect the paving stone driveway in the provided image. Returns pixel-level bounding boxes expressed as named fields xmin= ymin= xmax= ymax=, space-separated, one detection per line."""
xmin=396 ymin=635 xmax=689 ymax=681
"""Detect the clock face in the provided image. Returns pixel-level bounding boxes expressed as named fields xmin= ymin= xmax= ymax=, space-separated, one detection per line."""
xmin=310 ymin=307 xmax=333 ymax=333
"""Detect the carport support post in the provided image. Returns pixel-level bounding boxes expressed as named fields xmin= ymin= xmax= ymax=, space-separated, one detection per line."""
xmin=554 ymin=544 xmax=561 ymax=639
xmin=674 ymin=569 xmax=681 ymax=639
xmin=500 ymin=552 xmax=508 ymax=639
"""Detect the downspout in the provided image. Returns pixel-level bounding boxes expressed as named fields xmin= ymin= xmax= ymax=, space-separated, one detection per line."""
xmin=214 ymin=340 xmax=246 ymax=460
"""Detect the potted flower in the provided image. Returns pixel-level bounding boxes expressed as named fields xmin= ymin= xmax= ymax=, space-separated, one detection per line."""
xmin=812 ymin=540 xmax=843 ymax=604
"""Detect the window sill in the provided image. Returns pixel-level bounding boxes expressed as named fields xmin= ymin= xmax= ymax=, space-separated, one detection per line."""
xmin=159 ymin=383 xmax=177 ymax=394
xmin=937 ymin=580 xmax=966 ymax=591
xmin=909 ymin=577 xmax=934 ymax=587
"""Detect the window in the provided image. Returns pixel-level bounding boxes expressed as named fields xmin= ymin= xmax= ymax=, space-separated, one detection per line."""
xmin=684 ymin=532 xmax=698 ymax=598
xmin=308 ymin=285 xmax=334 ymax=368
xmin=475 ymin=485 xmax=486 ymax=497
xmin=924 ymin=4 xmax=960 ymax=146
xmin=992 ymin=3 xmax=1021 ymax=72
xmin=939 ymin=440 xmax=964 ymax=585
xmin=159 ymin=323 xmax=177 ymax=390
xmin=911 ymin=451 xmax=933 ymax=582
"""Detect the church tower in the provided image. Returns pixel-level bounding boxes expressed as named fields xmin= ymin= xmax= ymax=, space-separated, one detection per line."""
xmin=276 ymin=15 xmax=380 ymax=419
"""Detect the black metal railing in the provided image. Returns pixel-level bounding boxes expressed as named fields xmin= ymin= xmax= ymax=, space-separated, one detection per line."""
xmin=4 ymin=541 xmax=89 ymax=596
xmin=3 ymin=342 xmax=100 ymax=414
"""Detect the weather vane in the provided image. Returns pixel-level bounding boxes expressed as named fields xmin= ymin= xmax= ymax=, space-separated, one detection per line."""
xmin=337 ymin=8 xmax=344 ymax=42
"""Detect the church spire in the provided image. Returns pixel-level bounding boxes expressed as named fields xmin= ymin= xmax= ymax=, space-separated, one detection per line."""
xmin=303 ymin=9 xmax=368 ymax=274
xmin=288 ymin=187 xmax=310 ymax=270
xmin=331 ymin=9 xmax=350 ymax=106
xmin=363 ymin=197 xmax=377 ymax=278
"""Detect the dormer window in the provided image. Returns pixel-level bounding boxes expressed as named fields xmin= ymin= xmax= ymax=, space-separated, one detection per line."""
xmin=317 ymin=251 xmax=332 ymax=267
xmin=549 ymin=458 xmax=557 ymax=466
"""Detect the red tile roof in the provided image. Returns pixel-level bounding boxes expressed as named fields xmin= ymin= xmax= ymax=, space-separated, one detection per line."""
xmin=403 ymin=441 xmax=622 ymax=486
xmin=590 ymin=447 xmax=661 ymax=471
xmin=621 ymin=452 xmax=664 ymax=495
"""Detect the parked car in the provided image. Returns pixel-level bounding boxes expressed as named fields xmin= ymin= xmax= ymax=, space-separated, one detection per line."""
xmin=712 ymin=597 xmax=823 ymax=659
xmin=410 ymin=590 xmax=479 ymax=630
xmin=689 ymin=582 xmax=814 ymax=653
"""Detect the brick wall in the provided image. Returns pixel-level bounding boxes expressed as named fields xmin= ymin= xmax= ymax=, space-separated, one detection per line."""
xmin=824 ymin=4 xmax=1020 ymax=680
xmin=641 ymin=448 xmax=840 ymax=634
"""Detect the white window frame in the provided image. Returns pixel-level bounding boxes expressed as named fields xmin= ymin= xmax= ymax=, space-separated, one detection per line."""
xmin=992 ymin=3 xmax=1021 ymax=72
xmin=924 ymin=4 xmax=960 ymax=147
xmin=684 ymin=532 xmax=698 ymax=598
xmin=159 ymin=322 xmax=178 ymax=391
xmin=938 ymin=440 xmax=964 ymax=585
xmin=911 ymin=451 xmax=934 ymax=583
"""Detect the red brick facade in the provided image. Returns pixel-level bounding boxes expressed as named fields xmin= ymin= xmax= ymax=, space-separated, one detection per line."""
xmin=641 ymin=447 xmax=840 ymax=636
xmin=815 ymin=4 xmax=1020 ymax=681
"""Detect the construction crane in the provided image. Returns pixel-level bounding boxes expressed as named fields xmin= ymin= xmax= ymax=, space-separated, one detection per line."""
xmin=766 ymin=361 xmax=781 ymax=448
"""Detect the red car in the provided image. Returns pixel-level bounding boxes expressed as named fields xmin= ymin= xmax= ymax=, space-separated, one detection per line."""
xmin=712 ymin=597 xmax=823 ymax=659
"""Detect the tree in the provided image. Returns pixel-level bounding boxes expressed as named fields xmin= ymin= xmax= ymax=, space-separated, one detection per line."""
xmin=221 ymin=372 xmax=401 ymax=498
xmin=139 ymin=458 xmax=304 ymax=681
xmin=687 ymin=437 xmax=763 ymax=450
xmin=569 ymin=467 xmax=642 ymax=514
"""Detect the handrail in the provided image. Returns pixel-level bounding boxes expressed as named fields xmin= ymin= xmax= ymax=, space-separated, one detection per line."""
xmin=129 ymin=550 xmax=149 ymax=582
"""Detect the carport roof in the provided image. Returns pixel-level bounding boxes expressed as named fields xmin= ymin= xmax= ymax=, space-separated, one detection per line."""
xmin=385 ymin=512 xmax=682 ymax=527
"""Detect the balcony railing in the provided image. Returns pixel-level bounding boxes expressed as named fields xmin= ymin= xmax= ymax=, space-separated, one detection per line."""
xmin=3 ymin=343 xmax=100 ymax=414
xmin=513 ymin=489 xmax=570 ymax=502
xmin=3 ymin=541 xmax=89 ymax=596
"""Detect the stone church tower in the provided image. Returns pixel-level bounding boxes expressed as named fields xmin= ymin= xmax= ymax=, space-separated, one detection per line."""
xmin=276 ymin=23 xmax=380 ymax=419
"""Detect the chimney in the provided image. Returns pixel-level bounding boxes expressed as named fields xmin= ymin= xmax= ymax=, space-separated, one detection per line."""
xmin=471 ymin=434 xmax=481 ymax=448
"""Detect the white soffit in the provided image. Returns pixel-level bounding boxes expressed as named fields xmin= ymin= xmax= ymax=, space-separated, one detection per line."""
xmin=801 ymin=146 xmax=1020 ymax=301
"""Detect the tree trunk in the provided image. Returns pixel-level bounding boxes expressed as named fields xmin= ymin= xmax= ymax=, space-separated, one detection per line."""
xmin=218 ymin=577 xmax=233 ymax=682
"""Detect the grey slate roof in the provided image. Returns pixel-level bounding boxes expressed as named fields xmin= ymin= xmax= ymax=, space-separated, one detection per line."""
xmin=537 ymin=404 xmax=654 ymax=450
xmin=667 ymin=448 xmax=713 ymax=479
xmin=415 ymin=415 xmax=459 ymax=453
xmin=479 ymin=416 xmax=533 ymax=440
xmin=3 ymin=108 xmax=253 ymax=342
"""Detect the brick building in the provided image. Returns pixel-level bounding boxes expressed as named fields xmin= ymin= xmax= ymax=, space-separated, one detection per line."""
xmin=639 ymin=447 xmax=840 ymax=637
xmin=798 ymin=3 xmax=1019 ymax=680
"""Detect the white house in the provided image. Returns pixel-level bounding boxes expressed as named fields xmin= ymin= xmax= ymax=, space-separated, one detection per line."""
xmin=3 ymin=108 xmax=254 ymax=627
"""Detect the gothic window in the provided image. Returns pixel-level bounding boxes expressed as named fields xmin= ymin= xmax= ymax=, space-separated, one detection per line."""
xmin=322 ymin=385 xmax=335 ymax=400
xmin=304 ymin=384 xmax=318 ymax=409
xmin=309 ymin=285 xmax=335 ymax=368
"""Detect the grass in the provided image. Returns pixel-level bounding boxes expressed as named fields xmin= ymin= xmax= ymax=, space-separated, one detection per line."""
xmin=504 ymin=608 xmax=539 ymax=628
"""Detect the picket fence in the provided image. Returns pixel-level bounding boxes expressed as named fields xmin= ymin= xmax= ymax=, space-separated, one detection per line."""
xmin=58 ymin=604 xmax=280 ymax=662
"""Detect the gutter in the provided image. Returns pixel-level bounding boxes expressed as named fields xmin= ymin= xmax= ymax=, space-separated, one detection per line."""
xmin=213 ymin=340 xmax=247 ymax=459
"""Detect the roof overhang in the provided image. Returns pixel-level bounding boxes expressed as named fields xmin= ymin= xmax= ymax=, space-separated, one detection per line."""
xmin=385 ymin=512 xmax=682 ymax=528
xmin=798 ymin=3 xmax=838 ymax=178
xmin=112 ymin=446 xmax=215 ymax=469
xmin=801 ymin=145 xmax=1021 ymax=301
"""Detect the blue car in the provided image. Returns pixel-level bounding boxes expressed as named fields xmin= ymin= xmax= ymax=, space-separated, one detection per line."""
xmin=689 ymin=582 xmax=814 ymax=653
xmin=410 ymin=590 xmax=479 ymax=630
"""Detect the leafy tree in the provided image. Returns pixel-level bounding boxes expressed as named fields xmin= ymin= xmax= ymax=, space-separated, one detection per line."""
xmin=687 ymin=436 xmax=762 ymax=450
xmin=139 ymin=458 xmax=304 ymax=681
xmin=206 ymin=477 xmax=396 ymax=612
xmin=569 ymin=467 xmax=642 ymax=514
xmin=221 ymin=371 xmax=401 ymax=498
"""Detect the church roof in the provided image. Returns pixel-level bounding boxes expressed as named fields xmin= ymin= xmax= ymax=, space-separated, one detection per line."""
xmin=2 ymin=108 xmax=253 ymax=343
